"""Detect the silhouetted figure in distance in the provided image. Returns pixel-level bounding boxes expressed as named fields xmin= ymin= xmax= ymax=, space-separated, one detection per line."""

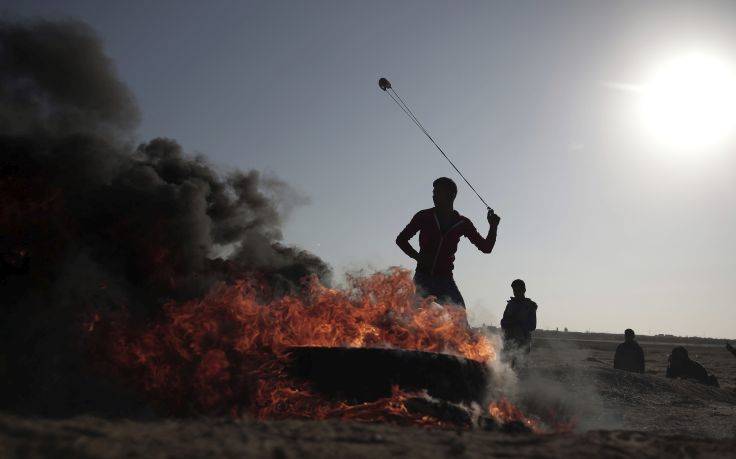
xmin=727 ymin=342 xmax=736 ymax=359
xmin=613 ymin=329 xmax=645 ymax=373
xmin=396 ymin=177 xmax=500 ymax=309
xmin=501 ymin=279 xmax=538 ymax=355
xmin=666 ymin=346 xmax=719 ymax=387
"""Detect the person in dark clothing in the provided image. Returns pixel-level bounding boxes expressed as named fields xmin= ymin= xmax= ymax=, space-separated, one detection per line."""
xmin=500 ymin=279 xmax=538 ymax=354
xmin=666 ymin=346 xmax=719 ymax=387
xmin=613 ymin=329 xmax=645 ymax=373
xmin=396 ymin=177 xmax=500 ymax=309
xmin=727 ymin=342 xmax=736 ymax=359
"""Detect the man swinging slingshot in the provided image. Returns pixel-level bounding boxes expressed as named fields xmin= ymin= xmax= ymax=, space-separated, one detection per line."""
xmin=396 ymin=177 xmax=500 ymax=307
xmin=379 ymin=77 xmax=500 ymax=308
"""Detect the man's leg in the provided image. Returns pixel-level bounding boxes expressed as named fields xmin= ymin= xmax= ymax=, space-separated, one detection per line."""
xmin=413 ymin=271 xmax=433 ymax=298
xmin=435 ymin=277 xmax=469 ymax=328
xmin=414 ymin=272 xmax=467 ymax=309
xmin=444 ymin=277 xmax=465 ymax=308
xmin=523 ymin=336 xmax=532 ymax=354
xmin=502 ymin=337 xmax=519 ymax=368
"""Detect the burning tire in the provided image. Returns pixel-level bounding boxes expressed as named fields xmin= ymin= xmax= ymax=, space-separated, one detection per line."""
xmin=287 ymin=346 xmax=489 ymax=405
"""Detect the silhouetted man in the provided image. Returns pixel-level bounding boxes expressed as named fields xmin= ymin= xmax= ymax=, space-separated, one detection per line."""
xmin=613 ymin=329 xmax=645 ymax=373
xmin=500 ymin=279 xmax=538 ymax=354
xmin=666 ymin=346 xmax=719 ymax=387
xmin=727 ymin=342 xmax=736 ymax=359
xmin=396 ymin=177 xmax=500 ymax=308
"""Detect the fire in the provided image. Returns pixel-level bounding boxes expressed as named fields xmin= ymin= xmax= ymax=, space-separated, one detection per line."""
xmin=488 ymin=398 xmax=578 ymax=433
xmin=488 ymin=398 xmax=539 ymax=432
xmin=87 ymin=268 xmax=494 ymax=423
xmin=259 ymin=383 xmax=460 ymax=427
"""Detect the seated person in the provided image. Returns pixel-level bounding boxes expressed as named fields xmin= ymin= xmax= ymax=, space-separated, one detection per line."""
xmin=500 ymin=279 xmax=538 ymax=354
xmin=613 ymin=329 xmax=645 ymax=373
xmin=666 ymin=346 xmax=719 ymax=387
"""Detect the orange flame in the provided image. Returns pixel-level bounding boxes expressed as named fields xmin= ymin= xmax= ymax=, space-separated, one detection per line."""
xmin=488 ymin=397 xmax=539 ymax=431
xmin=86 ymin=268 xmax=525 ymax=426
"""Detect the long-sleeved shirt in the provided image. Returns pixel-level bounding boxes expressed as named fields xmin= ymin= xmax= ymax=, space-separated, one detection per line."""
xmin=501 ymin=297 xmax=538 ymax=343
xmin=613 ymin=341 xmax=645 ymax=373
xmin=396 ymin=208 xmax=494 ymax=278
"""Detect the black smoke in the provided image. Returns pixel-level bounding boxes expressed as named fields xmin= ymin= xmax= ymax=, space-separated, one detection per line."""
xmin=0 ymin=19 xmax=330 ymax=415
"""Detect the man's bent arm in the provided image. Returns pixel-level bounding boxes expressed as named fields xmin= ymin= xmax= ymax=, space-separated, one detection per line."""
xmin=396 ymin=213 xmax=421 ymax=260
xmin=465 ymin=221 xmax=498 ymax=254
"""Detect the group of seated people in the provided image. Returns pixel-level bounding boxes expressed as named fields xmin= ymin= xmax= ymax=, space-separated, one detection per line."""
xmin=613 ymin=329 xmax=728 ymax=387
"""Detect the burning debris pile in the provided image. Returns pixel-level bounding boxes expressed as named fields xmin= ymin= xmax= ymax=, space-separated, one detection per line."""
xmin=0 ymin=19 xmax=327 ymax=415
xmin=0 ymin=18 xmax=551 ymax=431
xmin=86 ymin=269 xmax=494 ymax=426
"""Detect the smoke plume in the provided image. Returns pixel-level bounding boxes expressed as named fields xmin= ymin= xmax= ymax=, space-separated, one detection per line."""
xmin=0 ymin=19 xmax=329 ymax=415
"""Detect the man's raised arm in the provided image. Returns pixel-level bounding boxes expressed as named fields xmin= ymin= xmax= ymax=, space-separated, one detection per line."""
xmin=464 ymin=209 xmax=501 ymax=254
xmin=396 ymin=213 xmax=421 ymax=260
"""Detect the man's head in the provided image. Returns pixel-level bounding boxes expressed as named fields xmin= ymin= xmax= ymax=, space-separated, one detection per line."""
xmin=511 ymin=279 xmax=526 ymax=298
xmin=624 ymin=329 xmax=635 ymax=343
xmin=432 ymin=177 xmax=457 ymax=209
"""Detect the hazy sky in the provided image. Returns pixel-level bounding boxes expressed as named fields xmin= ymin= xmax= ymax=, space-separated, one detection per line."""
xmin=4 ymin=1 xmax=736 ymax=338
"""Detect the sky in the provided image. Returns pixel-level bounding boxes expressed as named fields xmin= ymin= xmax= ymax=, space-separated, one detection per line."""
xmin=3 ymin=0 xmax=736 ymax=338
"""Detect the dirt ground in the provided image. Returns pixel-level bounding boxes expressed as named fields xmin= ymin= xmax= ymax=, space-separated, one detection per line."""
xmin=1 ymin=336 xmax=735 ymax=458
xmin=516 ymin=338 xmax=736 ymax=438
xmin=540 ymin=337 xmax=736 ymax=392
xmin=2 ymin=414 xmax=735 ymax=459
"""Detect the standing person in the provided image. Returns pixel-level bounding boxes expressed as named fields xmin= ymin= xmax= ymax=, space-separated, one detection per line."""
xmin=396 ymin=177 xmax=500 ymax=309
xmin=613 ymin=329 xmax=645 ymax=373
xmin=500 ymin=279 xmax=538 ymax=355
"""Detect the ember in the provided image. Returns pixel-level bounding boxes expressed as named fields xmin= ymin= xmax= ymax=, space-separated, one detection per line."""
xmin=488 ymin=398 xmax=539 ymax=432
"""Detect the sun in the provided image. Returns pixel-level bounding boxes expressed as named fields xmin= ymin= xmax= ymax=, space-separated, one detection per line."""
xmin=638 ymin=53 xmax=736 ymax=151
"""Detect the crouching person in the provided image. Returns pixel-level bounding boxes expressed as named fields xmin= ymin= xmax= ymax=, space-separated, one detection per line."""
xmin=501 ymin=279 xmax=538 ymax=365
xmin=666 ymin=346 xmax=719 ymax=387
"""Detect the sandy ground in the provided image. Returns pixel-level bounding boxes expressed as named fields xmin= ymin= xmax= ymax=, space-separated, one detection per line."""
xmin=516 ymin=338 xmax=736 ymax=438
xmin=2 ymin=414 xmax=735 ymax=459
xmin=1 ymin=336 xmax=735 ymax=458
